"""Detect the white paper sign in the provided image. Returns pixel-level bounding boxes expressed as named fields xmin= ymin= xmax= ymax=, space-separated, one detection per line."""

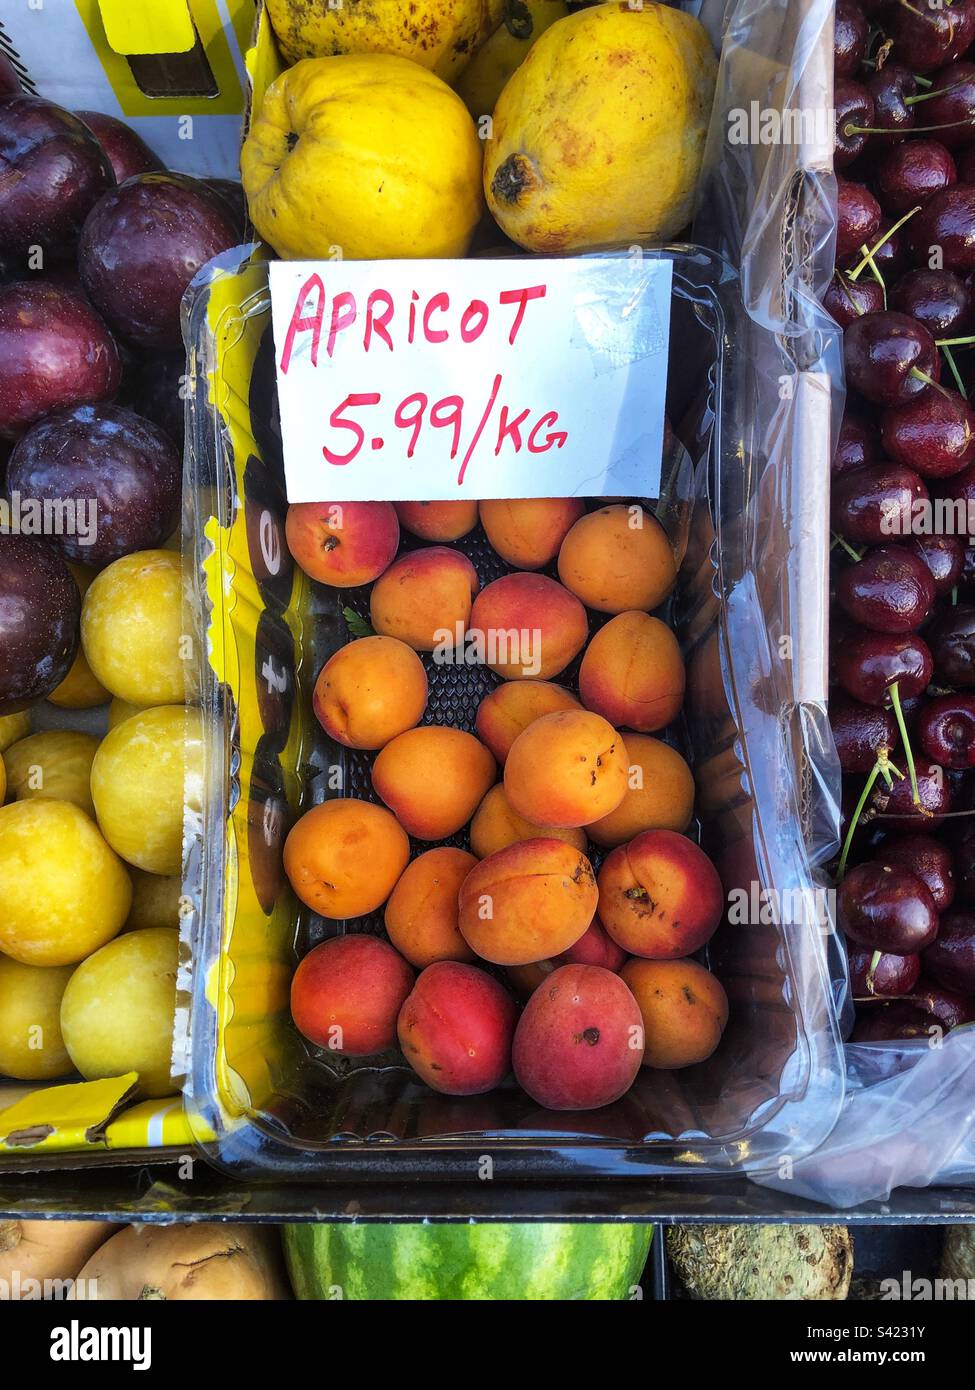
xmin=269 ymin=256 xmax=672 ymax=503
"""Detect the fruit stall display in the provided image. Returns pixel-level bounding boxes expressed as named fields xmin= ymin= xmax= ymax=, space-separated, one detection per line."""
xmin=0 ymin=76 xmax=246 ymax=1160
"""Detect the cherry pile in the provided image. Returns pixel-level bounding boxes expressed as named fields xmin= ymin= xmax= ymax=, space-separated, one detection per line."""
xmin=829 ymin=0 xmax=975 ymax=1042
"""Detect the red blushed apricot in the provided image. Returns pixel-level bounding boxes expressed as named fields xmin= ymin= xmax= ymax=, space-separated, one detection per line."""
xmin=313 ymin=635 xmax=428 ymax=750
xmin=558 ymin=504 xmax=677 ymax=612
xmin=505 ymin=919 xmax=624 ymax=999
xmin=283 ymin=798 xmax=409 ymax=919
xmin=458 ymin=837 xmax=597 ymax=965
xmin=597 ymin=829 xmax=723 ymax=958
xmin=290 ymin=935 xmax=414 ymax=1056
xmin=511 ymin=964 xmax=643 ymax=1110
xmin=397 ymin=961 xmax=517 ymax=1095
xmin=474 ymin=680 xmax=581 ymax=762
xmin=621 ymin=957 xmax=729 ymax=1069
xmin=587 ymin=734 xmax=695 ymax=848
xmin=506 ymin=959 xmax=556 ymax=999
xmin=370 ymin=546 xmax=479 ymax=651
xmin=372 ymin=726 xmax=496 ymax=840
xmin=394 ymin=500 xmax=479 ymax=541
xmin=504 ymin=709 xmax=628 ymax=829
xmin=469 ymin=783 xmax=587 ymax=858
xmin=579 ymin=611 xmax=685 ymax=732
xmin=384 ymin=846 xmax=478 ymax=968
xmin=468 ymin=572 xmax=588 ymax=680
xmin=285 ymin=501 xmax=399 ymax=587
xmin=479 ymin=497 xmax=585 ymax=570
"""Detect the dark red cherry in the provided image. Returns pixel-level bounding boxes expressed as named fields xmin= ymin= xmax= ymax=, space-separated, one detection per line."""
xmin=918 ymin=692 xmax=975 ymax=767
xmin=870 ymin=756 xmax=951 ymax=831
xmin=873 ymin=140 xmax=957 ymax=217
xmin=908 ymin=185 xmax=975 ymax=273
xmin=823 ymin=271 xmax=886 ymax=327
xmin=835 ymin=628 xmax=934 ymax=704
xmin=926 ymin=603 xmax=975 ymax=684
xmin=837 ymin=177 xmax=883 ymax=262
xmin=909 ymin=978 xmax=975 ymax=1031
xmin=835 ymin=0 xmax=870 ymax=78
xmin=838 ymin=862 xmax=939 ymax=951
xmin=954 ymin=821 xmax=975 ymax=905
xmin=830 ymin=692 xmax=898 ymax=772
xmin=865 ymin=64 xmax=917 ymax=143
xmin=922 ymin=62 xmax=975 ymax=149
xmin=886 ymin=0 xmax=975 ymax=73
xmin=835 ymin=544 xmax=935 ymax=632
xmin=939 ymin=462 xmax=975 ymax=534
xmin=881 ymin=386 xmax=975 ymax=477
xmin=848 ymin=944 xmax=921 ymax=997
xmin=836 ymin=79 xmax=876 ymax=167
xmin=844 ymin=311 xmax=941 ymax=406
xmin=889 ymin=267 xmax=975 ymax=337
xmin=831 ymin=461 xmax=928 ymax=543
xmin=866 ymin=217 xmax=911 ymax=281
xmin=834 ymin=410 xmax=882 ymax=473
xmin=850 ymin=1001 xmax=935 ymax=1041
xmin=877 ymin=833 xmax=956 ymax=911
xmin=959 ymin=148 xmax=975 ymax=182
xmin=922 ymin=911 xmax=975 ymax=994
xmin=906 ymin=534 xmax=965 ymax=594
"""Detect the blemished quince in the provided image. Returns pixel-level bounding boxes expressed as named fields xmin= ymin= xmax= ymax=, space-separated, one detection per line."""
xmin=484 ymin=0 xmax=717 ymax=251
xmin=264 ymin=0 xmax=502 ymax=81
xmin=456 ymin=0 xmax=569 ymax=121
xmin=241 ymin=55 xmax=484 ymax=260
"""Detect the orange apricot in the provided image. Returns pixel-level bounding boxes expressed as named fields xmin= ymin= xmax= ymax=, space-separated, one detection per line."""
xmin=579 ymin=611 xmax=685 ymax=732
xmin=558 ymin=504 xmax=677 ymax=612
xmin=587 ymin=734 xmax=695 ymax=848
xmin=370 ymin=546 xmax=479 ymax=652
xmin=283 ymin=798 xmax=409 ymax=919
xmin=384 ymin=846 xmax=478 ymax=968
xmin=313 ymin=635 xmax=428 ymax=750
xmin=479 ymin=497 xmax=584 ymax=569
xmin=504 ymin=709 xmax=628 ymax=828
xmin=372 ymin=726 xmax=496 ymax=840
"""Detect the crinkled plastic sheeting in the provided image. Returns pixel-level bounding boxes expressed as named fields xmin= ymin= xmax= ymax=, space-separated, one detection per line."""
xmin=691 ymin=0 xmax=975 ymax=1205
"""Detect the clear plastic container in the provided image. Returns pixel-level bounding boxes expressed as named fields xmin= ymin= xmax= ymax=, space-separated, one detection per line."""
xmin=175 ymin=241 xmax=847 ymax=1181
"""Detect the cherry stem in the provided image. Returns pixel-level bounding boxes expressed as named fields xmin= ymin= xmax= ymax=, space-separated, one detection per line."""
xmin=847 ymin=205 xmax=921 ymax=283
xmin=833 ymin=532 xmax=865 ymax=561
xmin=910 ymin=366 xmax=952 ymax=401
xmin=942 ymin=344 xmax=968 ymax=399
xmin=888 ymin=680 xmax=922 ymax=809
xmin=845 ymin=119 xmax=975 ymax=135
xmin=838 ymin=761 xmax=881 ymax=880
xmin=905 ymin=80 xmax=967 ymax=105
xmin=867 ymin=949 xmax=884 ymax=994
xmin=952 ymin=584 xmax=959 ymax=606
xmin=935 ymin=336 xmax=975 ymax=348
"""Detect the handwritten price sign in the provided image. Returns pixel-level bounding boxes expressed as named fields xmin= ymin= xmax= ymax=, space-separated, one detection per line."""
xmin=269 ymin=257 xmax=672 ymax=503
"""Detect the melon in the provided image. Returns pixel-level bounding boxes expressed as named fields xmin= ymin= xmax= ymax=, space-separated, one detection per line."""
xmin=283 ymin=1222 xmax=652 ymax=1301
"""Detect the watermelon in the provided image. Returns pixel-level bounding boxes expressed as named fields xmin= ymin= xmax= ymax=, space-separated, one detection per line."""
xmin=283 ymin=1221 xmax=652 ymax=1301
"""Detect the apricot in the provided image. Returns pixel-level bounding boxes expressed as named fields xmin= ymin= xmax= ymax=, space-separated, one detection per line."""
xmin=597 ymin=829 xmax=724 ymax=958
xmin=372 ymin=726 xmax=495 ymax=840
xmin=370 ymin=546 xmax=479 ymax=652
xmin=504 ymin=709 xmax=628 ymax=829
xmin=579 ymin=611 xmax=685 ymax=732
xmin=394 ymin=499 xmax=478 ymax=541
xmin=621 ymin=957 xmax=729 ymax=1069
xmin=469 ymin=783 xmax=587 ymax=858
xmin=587 ymin=734 xmax=695 ymax=848
xmin=479 ymin=497 xmax=584 ymax=570
xmin=313 ymin=635 xmax=428 ymax=750
xmin=290 ymin=935 xmax=414 ymax=1056
xmin=474 ymin=679 xmax=580 ymax=763
xmin=283 ymin=798 xmax=410 ymax=919
xmin=511 ymin=963 xmax=643 ymax=1110
xmin=505 ymin=918 xmax=624 ymax=999
xmin=398 ymin=961 xmax=517 ymax=1096
xmin=558 ymin=505 xmax=677 ymax=612
xmin=384 ymin=846 xmax=478 ymax=968
xmin=468 ymin=572 xmax=588 ymax=680
xmin=458 ymin=838 xmax=596 ymax=965
xmin=284 ymin=500 xmax=399 ymax=587
xmin=506 ymin=959 xmax=556 ymax=999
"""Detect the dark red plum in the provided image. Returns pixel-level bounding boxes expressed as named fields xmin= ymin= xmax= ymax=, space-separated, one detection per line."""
xmin=848 ymin=945 xmax=921 ymax=998
xmin=202 ymin=178 xmax=246 ymax=235
xmin=927 ymin=604 xmax=975 ymax=684
xmin=835 ymin=629 xmax=933 ymax=705
xmin=920 ymin=62 xmax=975 ymax=149
xmin=6 ymin=403 xmax=180 ymax=565
xmin=129 ymin=351 xmax=186 ymax=450
xmin=79 ymin=173 xmax=239 ymax=349
xmin=831 ymin=462 xmax=928 ymax=544
xmin=889 ymin=268 xmax=975 ymax=338
xmin=0 ymin=94 xmax=113 ymax=266
xmin=874 ymin=140 xmax=957 ymax=217
xmin=835 ymin=545 xmax=935 ymax=632
xmin=865 ymin=65 xmax=917 ymax=144
xmin=870 ymin=757 xmax=951 ymax=831
xmin=886 ymin=0 xmax=975 ymax=72
xmin=837 ymin=178 xmax=882 ymax=262
xmin=0 ymin=534 xmax=79 ymax=712
xmin=877 ymin=834 xmax=956 ymax=911
xmin=881 ymin=387 xmax=975 ymax=477
xmin=834 ymin=411 xmax=882 ymax=473
xmin=0 ymin=282 xmax=121 ymax=440
xmin=835 ymin=80 xmax=876 ymax=167
xmin=823 ymin=271 xmax=885 ymax=327
xmin=834 ymin=0 xmax=869 ymax=77
xmin=831 ymin=693 xmax=897 ymax=773
xmin=922 ymin=912 xmax=975 ymax=994
xmin=75 ymin=110 xmax=164 ymax=182
xmin=908 ymin=185 xmax=975 ymax=273
xmin=838 ymin=862 xmax=939 ymax=952
xmin=906 ymin=534 xmax=965 ymax=594
xmin=918 ymin=694 xmax=975 ymax=769
xmin=844 ymin=312 xmax=940 ymax=406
